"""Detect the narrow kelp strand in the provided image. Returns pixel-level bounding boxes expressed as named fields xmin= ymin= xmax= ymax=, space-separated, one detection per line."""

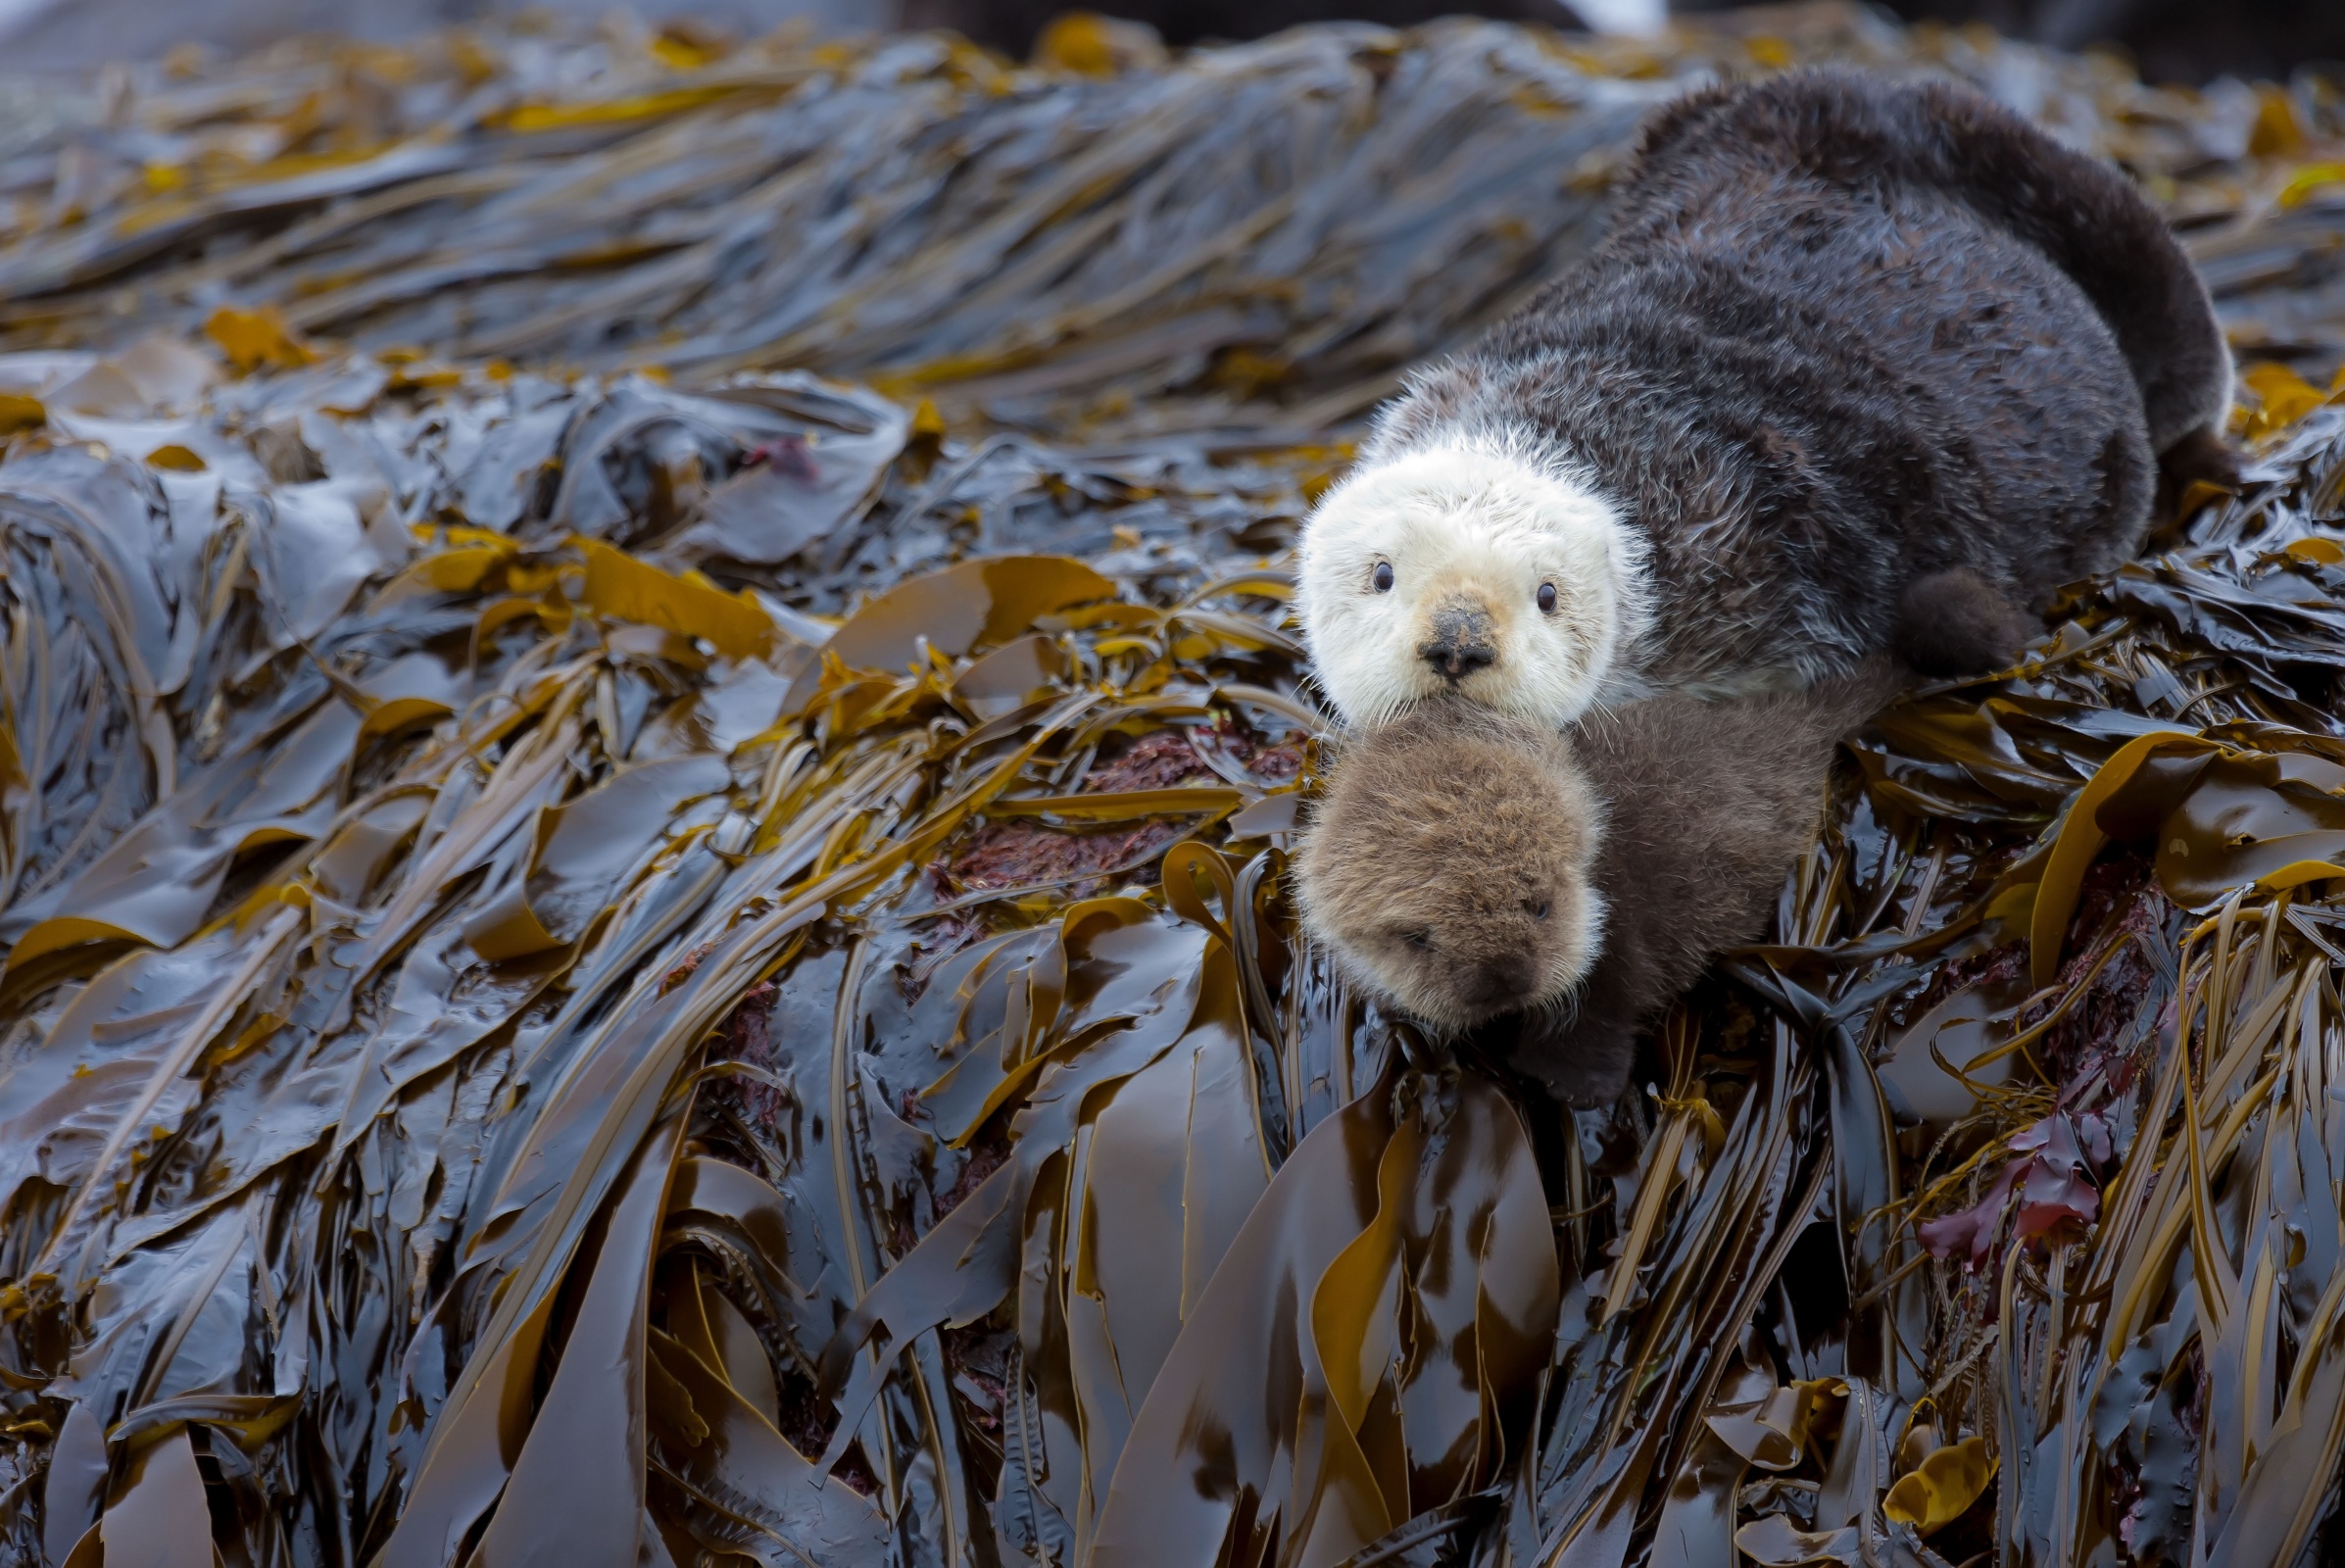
xmin=30 ymin=902 xmax=303 ymax=1285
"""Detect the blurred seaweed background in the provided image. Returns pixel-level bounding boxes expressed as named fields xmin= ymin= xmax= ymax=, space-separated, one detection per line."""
xmin=2 ymin=6 xmax=2345 ymax=1567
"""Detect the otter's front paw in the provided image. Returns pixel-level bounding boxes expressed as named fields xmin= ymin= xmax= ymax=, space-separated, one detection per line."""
xmin=1493 ymin=1006 xmax=1638 ymax=1107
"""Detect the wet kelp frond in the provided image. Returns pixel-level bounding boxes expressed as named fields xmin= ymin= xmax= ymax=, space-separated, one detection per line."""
xmin=1 ymin=10 xmax=2344 ymax=1568
xmin=0 ymin=7 xmax=2338 ymax=437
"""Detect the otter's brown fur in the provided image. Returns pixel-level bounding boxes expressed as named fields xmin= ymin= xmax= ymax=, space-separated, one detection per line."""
xmin=1500 ymin=665 xmax=1902 ymax=1103
xmin=1294 ymin=701 xmax=1605 ymax=1035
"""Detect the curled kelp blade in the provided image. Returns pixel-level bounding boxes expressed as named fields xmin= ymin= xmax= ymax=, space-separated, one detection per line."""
xmin=1087 ymin=1062 xmax=1556 ymax=1567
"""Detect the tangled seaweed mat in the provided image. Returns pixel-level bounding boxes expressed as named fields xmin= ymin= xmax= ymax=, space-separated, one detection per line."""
xmin=4 ymin=8 xmax=2345 ymax=1568
xmin=0 ymin=4 xmax=2342 ymax=433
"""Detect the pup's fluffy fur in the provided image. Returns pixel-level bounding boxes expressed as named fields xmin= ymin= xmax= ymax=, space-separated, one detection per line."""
xmin=1295 ymin=699 xmax=1607 ymax=1035
xmin=1296 ymin=666 xmax=1898 ymax=1103
xmin=1297 ymin=68 xmax=2231 ymax=726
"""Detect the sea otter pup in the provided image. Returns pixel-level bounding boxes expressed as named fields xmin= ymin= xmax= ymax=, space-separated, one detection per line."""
xmin=1296 ymin=68 xmax=2232 ymax=728
xmin=1295 ymin=666 xmax=1897 ymax=1102
xmin=1295 ymin=699 xmax=1608 ymax=1033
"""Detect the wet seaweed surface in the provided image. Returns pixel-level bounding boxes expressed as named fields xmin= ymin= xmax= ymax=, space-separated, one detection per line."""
xmin=1 ymin=8 xmax=2344 ymax=1568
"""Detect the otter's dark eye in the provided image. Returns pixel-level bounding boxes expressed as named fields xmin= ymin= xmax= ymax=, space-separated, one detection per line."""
xmin=1402 ymin=929 xmax=1433 ymax=951
xmin=1373 ymin=562 xmax=1394 ymax=593
xmin=1537 ymin=582 xmax=1558 ymax=614
xmin=1527 ymin=900 xmax=1550 ymax=920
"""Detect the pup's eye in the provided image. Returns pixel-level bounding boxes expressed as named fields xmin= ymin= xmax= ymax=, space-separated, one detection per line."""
xmin=1372 ymin=562 xmax=1394 ymax=593
xmin=1526 ymin=900 xmax=1550 ymax=920
xmin=1537 ymin=582 xmax=1558 ymax=613
xmin=1401 ymin=929 xmax=1433 ymax=951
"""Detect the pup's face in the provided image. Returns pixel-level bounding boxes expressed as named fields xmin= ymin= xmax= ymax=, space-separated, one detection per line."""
xmin=1295 ymin=701 xmax=1605 ymax=1032
xmin=1296 ymin=442 xmax=1636 ymax=729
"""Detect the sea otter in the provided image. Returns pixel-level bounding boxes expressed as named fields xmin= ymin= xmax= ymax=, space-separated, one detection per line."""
xmin=1295 ymin=68 xmax=2232 ymax=729
xmin=1295 ymin=665 xmax=1897 ymax=1102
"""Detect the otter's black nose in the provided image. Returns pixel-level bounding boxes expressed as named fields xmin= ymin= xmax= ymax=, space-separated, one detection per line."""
xmin=1419 ymin=606 xmax=1497 ymax=683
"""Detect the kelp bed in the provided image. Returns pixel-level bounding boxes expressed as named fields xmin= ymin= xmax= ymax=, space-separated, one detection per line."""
xmin=2 ymin=10 xmax=2345 ymax=1568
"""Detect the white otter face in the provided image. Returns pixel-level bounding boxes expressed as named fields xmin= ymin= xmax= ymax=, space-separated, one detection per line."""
xmin=1296 ymin=440 xmax=1643 ymax=729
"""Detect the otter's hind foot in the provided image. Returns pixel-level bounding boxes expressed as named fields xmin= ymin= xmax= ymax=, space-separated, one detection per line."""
xmin=2155 ymin=422 xmax=2243 ymax=517
xmin=1893 ymin=568 xmax=2037 ymax=677
xmin=2161 ymin=423 xmax=2241 ymax=488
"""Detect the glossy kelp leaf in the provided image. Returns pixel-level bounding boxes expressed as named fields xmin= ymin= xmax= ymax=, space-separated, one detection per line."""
xmin=650 ymin=376 xmax=910 ymax=568
xmin=109 ymin=1391 xmax=303 ymax=1449
xmin=1091 ymin=1065 xmax=1555 ymax=1567
xmin=377 ymin=1248 xmax=563 ymax=1568
xmin=246 ymin=477 xmax=411 ymax=643
xmin=2026 ymin=729 xmax=2207 ymax=987
xmin=1703 ymin=1376 xmax=1843 ymax=1475
xmin=800 ymin=555 xmax=1117 ymax=707
xmin=645 ymin=1326 xmax=890 ymax=1562
xmin=953 ymin=634 xmax=1068 ymax=720
xmin=5 ymin=701 xmax=350 ymax=971
xmin=2203 ymin=1266 xmax=2345 ymax=1568
xmin=1087 ymin=1072 xmax=1389 ymax=1568
xmin=907 ymin=925 xmax=1063 ymax=1146
xmin=1061 ymin=878 xmax=1273 ymax=1543
xmin=1874 ymin=974 xmax=2027 ymax=1127
xmin=464 ymin=753 xmax=730 ymax=958
xmin=407 ymin=710 xmax=1093 ymax=1565
xmin=40 ymin=1401 xmax=108 ymax=1566
xmin=659 ymin=1156 xmax=831 ymax=1356
xmin=1731 ymin=1513 xmax=1860 ymax=1565
xmin=99 ymin=1426 xmax=213 ymax=1568
xmin=814 ymin=894 xmax=1226 ymax=1480
xmin=1881 ymin=1434 xmax=1993 ymax=1533
xmin=576 ymin=538 xmax=777 ymax=662
xmin=468 ymin=1108 xmax=683 ymax=1568
xmin=0 ymin=928 xmax=253 ymax=1219
xmin=20 ymin=910 xmax=301 ymax=1291
xmin=374 ymin=1108 xmax=687 ymax=1568
xmin=1648 ymin=1422 xmax=1756 ymax=1568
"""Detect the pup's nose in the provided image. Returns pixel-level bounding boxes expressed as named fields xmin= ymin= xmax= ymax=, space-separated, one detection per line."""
xmin=1419 ymin=604 xmax=1497 ymax=683
xmin=1463 ymin=955 xmax=1537 ymax=1007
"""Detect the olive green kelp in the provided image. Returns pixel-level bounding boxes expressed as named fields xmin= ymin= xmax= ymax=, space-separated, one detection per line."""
xmin=1 ymin=10 xmax=2344 ymax=1568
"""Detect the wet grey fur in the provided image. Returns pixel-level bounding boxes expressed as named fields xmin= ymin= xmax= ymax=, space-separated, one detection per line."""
xmin=1369 ymin=67 xmax=2232 ymax=694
